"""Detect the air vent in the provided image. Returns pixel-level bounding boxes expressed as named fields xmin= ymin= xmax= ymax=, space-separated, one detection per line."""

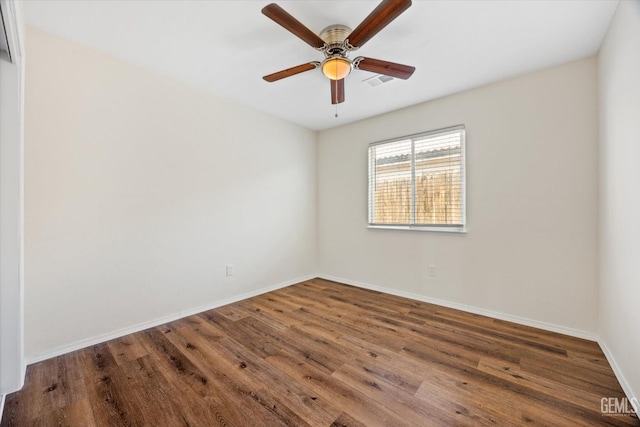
xmin=363 ymin=74 xmax=394 ymax=87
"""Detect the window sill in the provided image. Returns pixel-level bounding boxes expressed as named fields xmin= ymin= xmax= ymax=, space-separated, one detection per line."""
xmin=367 ymin=225 xmax=467 ymax=234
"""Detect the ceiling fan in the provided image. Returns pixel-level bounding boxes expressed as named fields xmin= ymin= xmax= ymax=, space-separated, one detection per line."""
xmin=262 ymin=0 xmax=416 ymax=105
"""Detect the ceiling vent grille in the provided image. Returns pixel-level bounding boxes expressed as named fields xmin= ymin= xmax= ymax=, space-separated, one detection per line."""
xmin=363 ymin=74 xmax=394 ymax=87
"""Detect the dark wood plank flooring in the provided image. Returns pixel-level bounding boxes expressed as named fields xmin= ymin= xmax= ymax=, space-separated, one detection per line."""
xmin=2 ymin=279 xmax=638 ymax=426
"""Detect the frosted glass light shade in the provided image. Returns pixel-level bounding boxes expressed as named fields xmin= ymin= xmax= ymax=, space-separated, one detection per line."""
xmin=322 ymin=57 xmax=352 ymax=80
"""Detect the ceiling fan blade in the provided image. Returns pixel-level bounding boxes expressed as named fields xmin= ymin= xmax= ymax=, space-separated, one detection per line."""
xmin=347 ymin=0 xmax=412 ymax=48
xmin=262 ymin=3 xmax=326 ymax=49
xmin=354 ymin=57 xmax=415 ymax=80
xmin=331 ymin=79 xmax=345 ymax=104
xmin=263 ymin=62 xmax=319 ymax=82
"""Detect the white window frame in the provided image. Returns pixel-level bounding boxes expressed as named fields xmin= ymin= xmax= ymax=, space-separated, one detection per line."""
xmin=367 ymin=125 xmax=466 ymax=233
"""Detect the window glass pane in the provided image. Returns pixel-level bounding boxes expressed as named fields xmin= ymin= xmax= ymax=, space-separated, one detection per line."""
xmin=414 ymin=131 xmax=462 ymax=225
xmin=368 ymin=126 xmax=465 ymax=229
xmin=371 ymin=139 xmax=412 ymax=224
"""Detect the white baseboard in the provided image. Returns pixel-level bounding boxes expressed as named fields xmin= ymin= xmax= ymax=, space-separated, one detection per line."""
xmin=598 ymin=339 xmax=638 ymax=412
xmin=26 ymin=274 xmax=317 ymax=365
xmin=318 ymin=274 xmax=598 ymax=341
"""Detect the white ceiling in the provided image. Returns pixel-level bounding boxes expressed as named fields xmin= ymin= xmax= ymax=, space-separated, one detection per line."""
xmin=24 ymin=0 xmax=617 ymax=131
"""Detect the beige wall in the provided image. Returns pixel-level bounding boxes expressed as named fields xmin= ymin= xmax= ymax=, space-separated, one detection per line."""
xmin=318 ymin=57 xmax=599 ymax=335
xmin=24 ymin=27 xmax=317 ymax=360
xmin=598 ymin=0 xmax=640 ymax=405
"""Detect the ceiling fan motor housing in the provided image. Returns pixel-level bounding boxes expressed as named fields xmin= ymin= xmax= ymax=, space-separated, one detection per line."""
xmin=319 ymin=24 xmax=353 ymax=57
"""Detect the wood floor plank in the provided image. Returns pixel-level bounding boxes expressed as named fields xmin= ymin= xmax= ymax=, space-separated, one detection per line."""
xmin=79 ymin=355 xmax=144 ymax=426
xmin=292 ymin=305 xmax=408 ymax=353
xmin=330 ymin=360 xmax=458 ymax=425
xmin=234 ymin=300 xmax=294 ymax=332
xmin=414 ymin=368 xmax=523 ymax=426
xmin=175 ymin=313 xmax=228 ymax=342
xmin=329 ymin=412 xmax=368 ymax=427
xmin=477 ymin=357 xmax=622 ymax=415
xmin=133 ymin=354 xmax=230 ymax=426
xmin=137 ymin=328 xmax=254 ymax=426
xmin=265 ymin=352 xmax=414 ymax=426
xmin=336 ymin=334 xmax=440 ymax=392
xmin=412 ymin=308 xmax=568 ymax=351
xmin=215 ymin=304 xmax=252 ymax=322
xmin=30 ymin=398 xmax=97 ymax=427
xmin=157 ymin=320 xmax=304 ymax=426
xmin=520 ymin=352 xmax=626 ymax=395
xmin=1 ymin=357 xmax=85 ymax=425
xmin=212 ymin=337 xmax=343 ymax=426
xmin=3 ymin=279 xmax=638 ymax=426
xmin=107 ymin=335 xmax=148 ymax=366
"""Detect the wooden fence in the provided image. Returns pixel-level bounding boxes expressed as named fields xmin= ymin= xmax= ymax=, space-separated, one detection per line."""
xmin=372 ymin=170 xmax=462 ymax=225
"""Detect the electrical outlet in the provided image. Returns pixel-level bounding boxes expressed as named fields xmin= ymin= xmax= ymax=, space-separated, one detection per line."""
xmin=427 ymin=265 xmax=437 ymax=278
xmin=226 ymin=265 xmax=233 ymax=277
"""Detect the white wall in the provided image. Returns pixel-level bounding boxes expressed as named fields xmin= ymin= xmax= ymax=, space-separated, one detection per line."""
xmin=24 ymin=27 xmax=317 ymax=360
xmin=598 ymin=0 xmax=640 ymax=404
xmin=0 ymin=0 xmax=25 ymax=397
xmin=318 ymin=58 xmax=599 ymax=335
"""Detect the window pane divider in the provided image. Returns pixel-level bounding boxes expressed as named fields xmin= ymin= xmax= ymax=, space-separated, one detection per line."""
xmin=410 ymin=140 xmax=416 ymax=224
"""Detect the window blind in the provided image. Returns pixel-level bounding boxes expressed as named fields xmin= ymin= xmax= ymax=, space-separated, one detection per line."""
xmin=368 ymin=125 xmax=465 ymax=229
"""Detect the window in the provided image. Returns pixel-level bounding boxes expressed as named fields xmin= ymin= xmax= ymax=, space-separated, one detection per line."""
xmin=368 ymin=125 xmax=466 ymax=231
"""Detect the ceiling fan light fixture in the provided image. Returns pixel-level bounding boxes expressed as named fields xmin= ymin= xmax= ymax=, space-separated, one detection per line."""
xmin=262 ymin=0 xmax=415 ymax=104
xmin=322 ymin=56 xmax=352 ymax=80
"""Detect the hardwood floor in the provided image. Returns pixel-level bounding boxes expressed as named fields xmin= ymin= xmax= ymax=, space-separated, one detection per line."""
xmin=2 ymin=278 xmax=638 ymax=426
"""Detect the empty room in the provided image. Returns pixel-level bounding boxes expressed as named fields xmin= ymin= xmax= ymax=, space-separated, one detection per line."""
xmin=0 ymin=0 xmax=638 ymax=425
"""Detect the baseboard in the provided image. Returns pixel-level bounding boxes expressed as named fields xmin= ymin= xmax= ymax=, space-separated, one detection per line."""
xmin=598 ymin=339 xmax=639 ymax=412
xmin=318 ymin=274 xmax=598 ymax=341
xmin=26 ymin=274 xmax=317 ymax=365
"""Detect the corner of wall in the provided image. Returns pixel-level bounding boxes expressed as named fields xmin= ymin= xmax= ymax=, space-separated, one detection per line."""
xmin=0 ymin=0 xmax=26 ymax=398
xmin=598 ymin=338 xmax=639 ymax=411
xmin=596 ymin=0 xmax=640 ymax=407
